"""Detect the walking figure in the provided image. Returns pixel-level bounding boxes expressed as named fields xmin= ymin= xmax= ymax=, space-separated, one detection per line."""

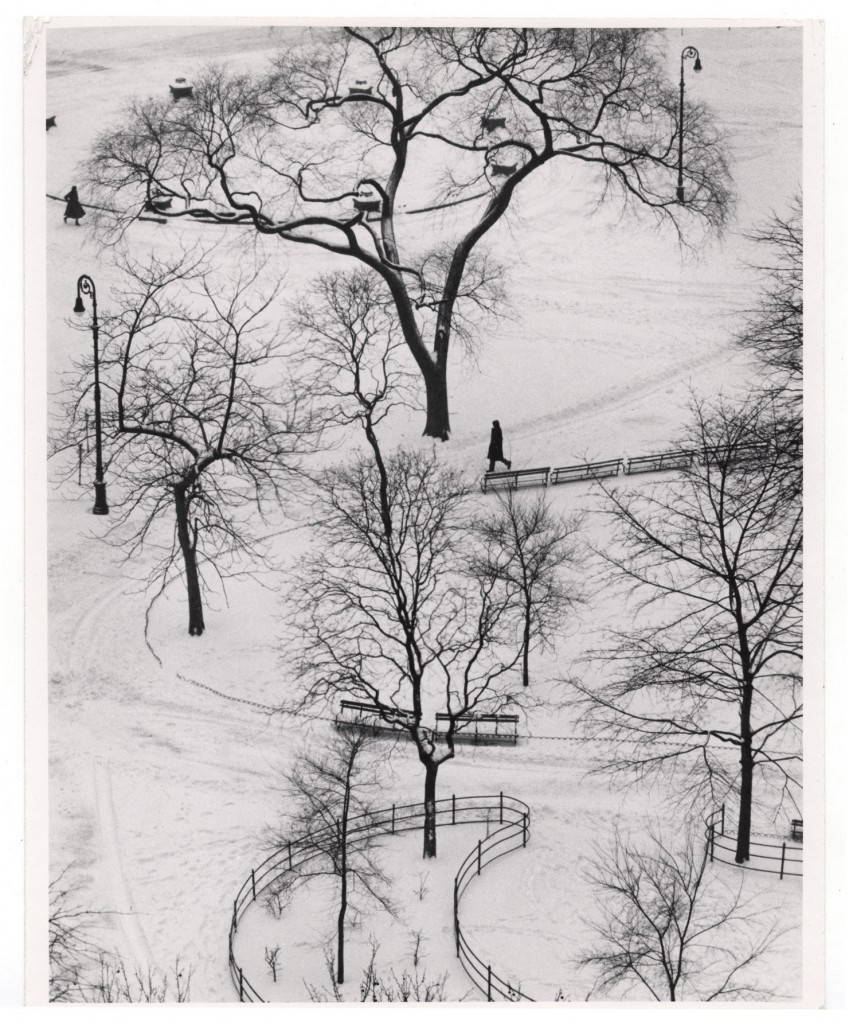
xmin=63 ymin=186 xmax=86 ymax=226
xmin=487 ymin=420 xmax=511 ymax=473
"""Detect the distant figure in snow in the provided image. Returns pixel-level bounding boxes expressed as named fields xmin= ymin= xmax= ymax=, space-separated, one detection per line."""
xmin=487 ymin=420 xmax=511 ymax=473
xmin=63 ymin=186 xmax=85 ymax=226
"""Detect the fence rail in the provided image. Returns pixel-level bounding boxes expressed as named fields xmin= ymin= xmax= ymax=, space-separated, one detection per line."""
xmin=704 ymin=805 xmax=802 ymax=879
xmin=229 ymin=792 xmax=533 ymax=1002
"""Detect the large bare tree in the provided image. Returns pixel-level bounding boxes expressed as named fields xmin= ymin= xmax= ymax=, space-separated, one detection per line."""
xmin=574 ymin=395 xmax=802 ymax=863
xmin=86 ymin=27 xmax=732 ymax=439
xmin=52 ymin=249 xmax=317 ymax=635
xmin=291 ymin=447 xmax=524 ymax=859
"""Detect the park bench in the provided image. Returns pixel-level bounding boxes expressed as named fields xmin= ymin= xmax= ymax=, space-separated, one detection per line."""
xmin=625 ymin=450 xmax=694 ymax=475
xmin=481 ymin=116 xmax=506 ymax=131
xmin=482 ymin=467 xmax=549 ymax=493
xmin=491 ymin=163 xmax=517 ymax=176
xmin=435 ymin=712 xmax=519 ymax=745
xmin=169 ymin=78 xmax=193 ymax=100
xmin=353 ymin=197 xmax=381 ymax=214
xmin=349 ymin=81 xmax=373 ymax=95
xmin=335 ymin=699 xmax=413 ymax=735
xmin=549 ymin=458 xmax=622 ymax=486
xmin=702 ymin=441 xmax=770 ymax=467
xmin=790 ymin=818 xmax=803 ymax=842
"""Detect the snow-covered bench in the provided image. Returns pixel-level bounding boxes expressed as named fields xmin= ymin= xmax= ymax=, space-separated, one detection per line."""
xmin=482 ymin=467 xmax=549 ymax=493
xmin=790 ymin=818 xmax=803 ymax=842
xmin=701 ymin=441 xmax=770 ymax=466
xmin=335 ymin=699 xmax=413 ymax=735
xmin=434 ymin=712 xmax=519 ymax=745
xmin=625 ymin=450 xmax=694 ymax=475
xmin=550 ymin=458 xmax=623 ymax=485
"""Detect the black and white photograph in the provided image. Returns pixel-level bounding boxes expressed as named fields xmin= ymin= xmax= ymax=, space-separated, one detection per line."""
xmin=21 ymin=11 xmax=831 ymax=1007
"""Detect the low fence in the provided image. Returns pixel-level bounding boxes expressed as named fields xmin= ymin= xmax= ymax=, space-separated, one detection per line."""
xmin=704 ymin=806 xmax=802 ymax=879
xmin=229 ymin=792 xmax=532 ymax=1003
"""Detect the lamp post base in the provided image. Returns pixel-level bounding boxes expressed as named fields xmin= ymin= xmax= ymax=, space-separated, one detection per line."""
xmin=92 ymin=481 xmax=109 ymax=516
xmin=676 ymin=185 xmax=685 ymax=203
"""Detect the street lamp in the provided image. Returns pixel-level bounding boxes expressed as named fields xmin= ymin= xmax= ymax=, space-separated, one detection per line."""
xmin=74 ymin=274 xmax=109 ymax=515
xmin=676 ymin=46 xmax=702 ymax=203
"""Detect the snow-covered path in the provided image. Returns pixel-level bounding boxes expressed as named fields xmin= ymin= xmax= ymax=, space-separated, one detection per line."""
xmin=42 ymin=23 xmax=804 ymax=1004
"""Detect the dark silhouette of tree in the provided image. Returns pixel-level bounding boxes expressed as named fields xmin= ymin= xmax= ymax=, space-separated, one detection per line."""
xmin=472 ymin=489 xmax=584 ymax=686
xmin=574 ymin=395 xmax=802 ymax=863
xmin=289 ymin=269 xmax=420 ymax=446
xmin=291 ymin=447 xmax=524 ymax=859
xmin=86 ymin=27 xmax=732 ymax=439
xmin=578 ymin=824 xmax=783 ymax=1001
xmin=263 ymin=727 xmax=392 ymax=985
xmin=52 ymin=249 xmax=318 ymax=636
xmin=736 ymin=195 xmax=802 ymax=405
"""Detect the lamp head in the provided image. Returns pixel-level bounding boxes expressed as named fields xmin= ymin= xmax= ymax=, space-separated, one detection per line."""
xmin=73 ymin=296 xmax=85 ymax=314
xmin=694 ymin=56 xmax=702 ymax=72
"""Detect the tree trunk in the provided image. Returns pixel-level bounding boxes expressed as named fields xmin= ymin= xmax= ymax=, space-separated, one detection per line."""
xmin=337 ymin=854 xmax=347 ymax=983
xmin=735 ymin=686 xmax=754 ymax=863
xmin=422 ymin=759 xmax=439 ymax=859
xmin=173 ymin=485 xmax=205 ymax=636
xmin=522 ymin=605 xmax=532 ymax=687
xmin=422 ymin=368 xmax=450 ymax=441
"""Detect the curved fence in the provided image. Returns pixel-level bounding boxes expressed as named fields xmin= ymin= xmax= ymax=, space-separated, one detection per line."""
xmin=705 ymin=806 xmax=802 ymax=879
xmin=229 ymin=792 xmax=532 ymax=1003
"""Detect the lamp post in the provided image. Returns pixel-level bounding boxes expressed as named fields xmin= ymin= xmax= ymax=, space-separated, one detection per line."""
xmin=676 ymin=46 xmax=702 ymax=203
xmin=74 ymin=275 xmax=109 ymax=515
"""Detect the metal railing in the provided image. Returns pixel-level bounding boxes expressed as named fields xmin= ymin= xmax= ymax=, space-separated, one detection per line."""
xmin=704 ymin=805 xmax=802 ymax=879
xmin=229 ymin=792 xmax=532 ymax=1003
xmin=453 ymin=794 xmax=533 ymax=1001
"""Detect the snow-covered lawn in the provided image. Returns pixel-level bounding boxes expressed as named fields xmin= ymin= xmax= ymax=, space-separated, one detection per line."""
xmin=42 ymin=23 xmax=804 ymax=1004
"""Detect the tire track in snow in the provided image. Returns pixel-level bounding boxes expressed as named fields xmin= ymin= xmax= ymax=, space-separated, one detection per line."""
xmin=94 ymin=756 xmax=153 ymax=970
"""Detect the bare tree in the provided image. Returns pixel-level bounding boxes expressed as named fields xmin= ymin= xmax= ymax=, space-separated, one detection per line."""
xmin=86 ymin=27 xmax=732 ymax=439
xmin=52 ymin=249 xmax=317 ymax=636
xmin=291 ymin=447 xmax=525 ymax=859
xmin=473 ymin=489 xmax=584 ymax=686
xmin=264 ymin=727 xmax=393 ymax=984
xmin=264 ymin=945 xmax=281 ymax=983
xmin=578 ymin=824 xmax=783 ymax=1001
xmin=49 ymin=867 xmax=193 ymax=1003
xmin=574 ymin=395 xmax=802 ymax=863
xmin=735 ymin=195 xmax=802 ymax=407
xmin=306 ymin=935 xmax=454 ymax=1002
xmin=290 ymin=269 xmax=421 ymax=445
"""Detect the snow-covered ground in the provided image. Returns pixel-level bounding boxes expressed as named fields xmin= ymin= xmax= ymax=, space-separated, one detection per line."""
xmin=42 ymin=24 xmax=804 ymax=1004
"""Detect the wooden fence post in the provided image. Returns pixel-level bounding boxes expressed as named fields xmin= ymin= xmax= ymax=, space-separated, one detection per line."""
xmin=709 ymin=823 xmax=715 ymax=862
xmin=452 ymin=793 xmax=456 ymax=824
xmin=454 ymin=884 xmax=460 ymax=957
xmin=487 ymin=964 xmax=492 ymax=1001
xmin=523 ymin=813 xmax=528 ymax=848
xmin=499 ymin=791 xmax=503 ymax=824
xmin=721 ymin=804 xmax=726 ymax=837
xmin=477 ymin=839 xmax=482 ymax=875
xmin=780 ymin=842 xmax=786 ymax=880
xmin=251 ymin=869 xmax=256 ymax=901
xmin=233 ymin=899 xmax=238 ymax=931
xmin=239 ymin=966 xmax=244 ymax=1000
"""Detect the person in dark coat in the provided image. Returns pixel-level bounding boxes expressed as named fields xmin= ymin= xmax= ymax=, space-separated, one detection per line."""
xmin=487 ymin=420 xmax=511 ymax=472
xmin=63 ymin=186 xmax=85 ymax=226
